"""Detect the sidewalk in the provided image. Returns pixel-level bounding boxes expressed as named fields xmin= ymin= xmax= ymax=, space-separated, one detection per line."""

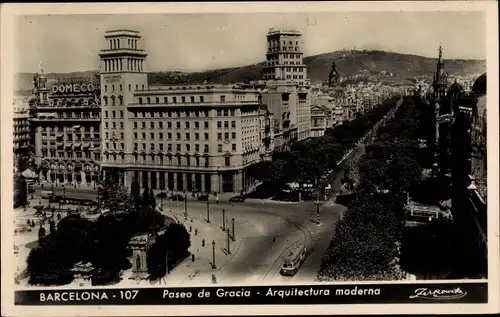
xmin=158 ymin=204 xmax=244 ymax=285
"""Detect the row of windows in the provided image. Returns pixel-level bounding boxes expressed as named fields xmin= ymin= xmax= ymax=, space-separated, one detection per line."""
xmin=132 ymin=131 xmax=238 ymax=141
xmin=41 ymin=150 xmax=99 ymax=160
xmin=127 ymin=143 xmax=238 ymax=153
xmin=104 ymin=84 xmax=145 ymax=93
xmin=104 ymin=154 xmax=230 ymax=168
xmin=104 ymin=121 xmax=124 ymax=129
xmin=138 ymin=95 xmax=226 ymax=105
xmin=132 ymin=110 xmax=211 ymax=118
xmin=131 ymin=120 xmax=238 ymax=130
xmin=39 ymin=126 xmax=97 ymax=133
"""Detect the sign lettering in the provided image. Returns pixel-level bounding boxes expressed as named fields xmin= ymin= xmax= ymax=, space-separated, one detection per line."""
xmin=51 ymin=83 xmax=95 ymax=94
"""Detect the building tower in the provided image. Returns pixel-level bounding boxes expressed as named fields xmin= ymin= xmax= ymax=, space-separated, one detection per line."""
xmin=262 ymin=28 xmax=308 ymax=84
xmin=433 ymin=45 xmax=448 ymax=100
xmin=98 ymin=29 xmax=148 ymax=185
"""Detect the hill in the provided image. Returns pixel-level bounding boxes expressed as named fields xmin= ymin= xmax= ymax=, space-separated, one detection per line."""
xmin=14 ymin=50 xmax=485 ymax=95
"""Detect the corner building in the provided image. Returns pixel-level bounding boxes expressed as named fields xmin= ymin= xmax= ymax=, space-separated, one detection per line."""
xmin=29 ymin=72 xmax=101 ymax=186
xmin=261 ymin=28 xmax=311 ymax=143
xmin=99 ymin=30 xmax=267 ymax=193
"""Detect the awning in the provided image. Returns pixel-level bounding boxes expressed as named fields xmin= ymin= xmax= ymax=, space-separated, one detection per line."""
xmin=65 ymin=143 xmax=73 ymax=148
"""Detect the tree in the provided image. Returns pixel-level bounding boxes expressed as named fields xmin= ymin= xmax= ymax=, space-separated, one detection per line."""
xmin=130 ymin=179 xmax=141 ymax=202
xmin=97 ymin=171 xmax=130 ymax=215
xmin=142 ymin=187 xmax=150 ymax=206
xmin=149 ymin=188 xmax=156 ymax=209
xmin=147 ymin=223 xmax=191 ymax=279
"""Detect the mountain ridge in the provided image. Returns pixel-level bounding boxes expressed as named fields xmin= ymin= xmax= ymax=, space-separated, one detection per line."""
xmin=15 ymin=50 xmax=485 ymax=96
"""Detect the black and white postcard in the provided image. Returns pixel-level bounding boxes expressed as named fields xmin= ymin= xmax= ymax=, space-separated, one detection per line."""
xmin=1 ymin=1 xmax=498 ymax=316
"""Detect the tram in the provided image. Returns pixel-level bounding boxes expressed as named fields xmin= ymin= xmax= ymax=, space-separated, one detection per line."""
xmin=280 ymin=243 xmax=307 ymax=276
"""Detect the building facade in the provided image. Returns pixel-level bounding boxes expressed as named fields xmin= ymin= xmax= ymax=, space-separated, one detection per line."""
xmin=98 ymin=30 xmax=269 ymax=193
xmin=261 ymin=28 xmax=311 ymax=143
xmin=29 ymin=72 xmax=101 ymax=186
xmin=13 ymin=97 xmax=31 ymax=156
xmin=310 ymin=104 xmax=331 ymax=138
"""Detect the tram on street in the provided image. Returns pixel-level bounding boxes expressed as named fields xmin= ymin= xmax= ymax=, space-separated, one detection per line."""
xmin=280 ymin=243 xmax=307 ymax=276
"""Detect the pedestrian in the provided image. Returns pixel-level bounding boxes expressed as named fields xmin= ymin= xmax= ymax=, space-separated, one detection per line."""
xmin=272 ymin=236 xmax=276 ymax=244
xmin=216 ymin=195 xmax=219 ymax=204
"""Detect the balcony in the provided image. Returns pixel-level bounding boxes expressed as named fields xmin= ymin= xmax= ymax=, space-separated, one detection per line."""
xmin=31 ymin=117 xmax=100 ymax=122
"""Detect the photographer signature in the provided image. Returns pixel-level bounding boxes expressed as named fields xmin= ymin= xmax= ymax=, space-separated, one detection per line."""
xmin=409 ymin=287 xmax=467 ymax=300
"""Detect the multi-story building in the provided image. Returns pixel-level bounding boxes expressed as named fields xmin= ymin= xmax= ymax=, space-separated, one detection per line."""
xmin=261 ymin=28 xmax=311 ymax=143
xmin=310 ymin=104 xmax=331 ymax=138
xmin=98 ymin=30 xmax=271 ymax=193
xmin=13 ymin=97 xmax=31 ymax=157
xmin=29 ymin=71 xmax=101 ymax=186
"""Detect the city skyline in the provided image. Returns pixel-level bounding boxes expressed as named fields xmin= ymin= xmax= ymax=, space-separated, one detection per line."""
xmin=14 ymin=11 xmax=486 ymax=74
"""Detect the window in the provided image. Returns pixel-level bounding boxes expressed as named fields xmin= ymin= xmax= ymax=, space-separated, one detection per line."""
xmin=230 ymin=109 xmax=235 ymax=116
xmin=224 ymin=121 xmax=229 ymax=128
xmin=141 ymin=132 xmax=146 ymax=140
xmin=232 ymin=144 xmax=236 ymax=151
xmin=232 ymin=132 xmax=236 ymax=139
xmin=225 ymin=156 xmax=231 ymax=166
xmin=168 ymin=133 xmax=172 ymax=139
xmin=176 ymin=144 xmax=181 ymax=152
xmin=129 ymin=84 xmax=131 ymax=92
xmin=139 ymin=97 xmax=143 ymax=104
xmin=217 ymin=109 xmax=222 ymax=116
xmin=151 ymin=144 xmax=155 ymax=151
xmin=185 ymin=122 xmax=190 ymax=129
xmin=204 ymin=122 xmax=209 ymax=129
xmin=112 ymin=111 xmax=116 ymax=118
xmin=168 ymin=144 xmax=172 ymax=151
xmin=195 ymin=133 xmax=199 ymax=140
xmin=150 ymin=122 xmax=154 ymax=129
xmin=159 ymin=122 xmax=163 ymax=129
xmin=200 ymin=96 xmax=204 ymax=103
xmin=218 ymin=133 xmax=222 ymax=140
xmin=120 ymin=84 xmax=122 ymax=91
xmin=159 ymin=132 xmax=164 ymax=140
xmin=164 ymin=97 xmax=168 ymax=103
xmin=220 ymin=95 xmax=226 ymax=103
xmin=147 ymin=97 xmax=151 ymax=104
xmin=190 ymin=96 xmax=195 ymax=103
xmin=160 ymin=144 xmax=164 ymax=151
xmin=167 ymin=122 xmax=172 ymax=129
xmin=204 ymin=144 xmax=209 ymax=153
xmin=176 ymin=133 xmax=181 ymax=140
xmin=134 ymin=132 xmax=138 ymax=139
xmin=194 ymin=121 xmax=199 ymax=129
xmin=105 ymin=111 xmax=109 ymax=118
xmin=173 ymin=97 xmax=177 ymax=103
xmin=217 ymin=121 xmax=222 ymax=128
xmin=224 ymin=132 xmax=229 ymax=139
xmin=120 ymin=111 xmax=124 ymax=118
xmin=120 ymin=122 xmax=124 ymax=129
xmin=142 ymin=143 xmax=146 ymax=150
xmin=218 ymin=144 xmax=222 ymax=152
xmin=181 ymin=96 xmax=186 ymax=103
xmin=185 ymin=133 xmax=190 ymax=140
xmin=231 ymin=121 xmax=236 ymax=128
xmin=224 ymin=109 xmax=229 ymax=116
xmin=204 ymin=133 xmax=209 ymax=140
xmin=142 ymin=122 xmax=146 ymax=129
xmin=105 ymin=122 xmax=109 ymax=129
xmin=155 ymin=97 xmax=159 ymax=104
xmin=176 ymin=122 xmax=181 ymax=129
xmin=150 ymin=133 xmax=154 ymax=140
xmin=104 ymin=85 xmax=107 ymax=92
xmin=195 ymin=144 xmax=200 ymax=152
xmin=186 ymin=144 xmax=190 ymax=151
xmin=120 ymin=132 xmax=124 ymax=139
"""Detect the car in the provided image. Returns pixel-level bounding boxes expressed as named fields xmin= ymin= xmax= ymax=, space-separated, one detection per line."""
xmin=229 ymin=195 xmax=245 ymax=202
xmin=170 ymin=194 xmax=185 ymax=201
xmin=197 ymin=194 xmax=209 ymax=201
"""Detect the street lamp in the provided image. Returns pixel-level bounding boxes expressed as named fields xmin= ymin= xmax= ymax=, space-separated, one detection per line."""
xmin=184 ymin=191 xmax=188 ymax=217
xmin=231 ymin=217 xmax=235 ymax=241
xmin=315 ymin=195 xmax=321 ymax=224
xmin=222 ymin=208 xmax=226 ymax=231
xmin=211 ymin=240 xmax=217 ymax=269
xmin=226 ymin=228 xmax=231 ymax=255
xmin=206 ymin=200 xmax=210 ymax=223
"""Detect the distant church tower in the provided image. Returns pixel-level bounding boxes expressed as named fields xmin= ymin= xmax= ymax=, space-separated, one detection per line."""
xmin=432 ymin=45 xmax=448 ymax=100
xmin=98 ymin=30 xmax=148 ymax=185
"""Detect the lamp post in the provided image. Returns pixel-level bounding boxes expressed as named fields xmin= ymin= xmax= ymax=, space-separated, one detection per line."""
xmin=211 ymin=240 xmax=216 ymax=269
xmin=222 ymin=208 xmax=226 ymax=231
xmin=206 ymin=200 xmax=210 ymax=223
xmin=184 ymin=191 xmax=188 ymax=217
xmin=231 ymin=217 xmax=235 ymax=241
xmin=226 ymin=228 xmax=231 ymax=255
xmin=315 ymin=195 xmax=320 ymax=224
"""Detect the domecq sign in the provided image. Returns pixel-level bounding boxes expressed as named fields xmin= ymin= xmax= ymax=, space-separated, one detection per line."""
xmin=51 ymin=83 xmax=96 ymax=94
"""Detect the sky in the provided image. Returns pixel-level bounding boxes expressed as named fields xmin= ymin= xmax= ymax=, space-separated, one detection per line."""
xmin=14 ymin=11 xmax=486 ymax=74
